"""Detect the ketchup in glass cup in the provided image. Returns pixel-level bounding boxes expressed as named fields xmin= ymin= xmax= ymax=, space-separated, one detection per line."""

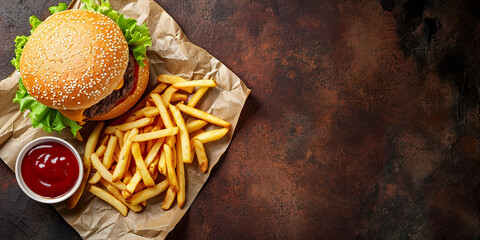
xmin=16 ymin=137 xmax=83 ymax=203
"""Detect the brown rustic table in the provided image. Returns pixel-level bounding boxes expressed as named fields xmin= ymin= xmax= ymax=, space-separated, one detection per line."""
xmin=2 ymin=0 xmax=480 ymax=239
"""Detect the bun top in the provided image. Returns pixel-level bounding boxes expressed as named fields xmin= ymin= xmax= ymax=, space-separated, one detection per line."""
xmin=20 ymin=10 xmax=129 ymax=110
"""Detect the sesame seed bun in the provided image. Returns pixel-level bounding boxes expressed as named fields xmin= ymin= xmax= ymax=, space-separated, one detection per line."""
xmin=20 ymin=9 xmax=129 ymax=111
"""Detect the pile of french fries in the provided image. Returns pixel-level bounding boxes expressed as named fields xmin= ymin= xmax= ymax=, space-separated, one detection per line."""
xmin=67 ymin=75 xmax=231 ymax=216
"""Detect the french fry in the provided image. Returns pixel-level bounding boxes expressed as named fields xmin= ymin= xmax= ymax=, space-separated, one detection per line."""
xmin=131 ymin=127 xmax=178 ymax=142
xmin=114 ymin=144 xmax=121 ymax=160
xmin=156 ymin=74 xmax=194 ymax=93
xmin=193 ymin=139 xmax=209 ymax=173
xmin=144 ymin=137 xmax=165 ymax=167
xmin=124 ymin=172 xmax=145 ymax=199
xmin=189 ymin=129 xmax=205 ymax=141
xmin=131 ymin=143 xmax=155 ymax=187
xmin=90 ymin=173 xmax=102 ymax=186
xmin=161 ymin=187 xmax=176 ymax=210
xmin=172 ymin=79 xmax=217 ymax=89
xmin=164 ymin=144 xmax=178 ymax=191
xmin=88 ymin=185 xmax=128 ymax=216
xmin=172 ymin=146 xmax=177 ymax=169
xmin=151 ymin=93 xmax=173 ymax=128
xmin=149 ymin=82 xmax=168 ymax=95
xmin=103 ymin=136 xmax=118 ymax=169
xmin=144 ymin=108 xmax=160 ymax=118
xmin=149 ymin=154 xmax=160 ymax=176
xmin=126 ymin=172 xmax=142 ymax=194
xmin=122 ymin=190 xmax=132 ymax=200
xmin=189 ymin=141 xmax=195 ymax=163
xmin=176 ymin=134 xmax=186 ymax=208
xmin=67 ymin=170 xmax=90 ymax=210
xmin=126 ymin=115 xmax=136 ymax=123
xmin=193 ymin=128 xmax=229 ymax=143
xmin=128 ymin=179 xmax=169 ymax=205
xmin=104 ymin=117 xmax=154 ymax=135
xmin=165 ymin=136 xmax=176 ymax=149
xmin=155 ymin=74 xmax=185 ymax=84
xmin=127 ymin=83 xmax=168 ymax=116
xmin=67 ymin=121 xmax=104 ymax=209
xmin=123 ymin=169 xmax=133 ymax=184
xmin=147 ymin=126 xmax=162 ymax=152
xmin=127 ymin=178 xmax=145 ymax=196
xmin=144 ymin=125 xmax=153 ymax=134
xmin=112 ymin=128 xmax=139 ymax=182
xmin=176 ymin=132 xmax=182 ymax=162
xmin=99 ymin=135 xmax=109 ymax=147
xmin=170 ymin=93 xmax=189 ymax=102
xmin=158 ymin=148 xmax=167 ymax=175
xmin=165 ymin=110 xmax=177 ymax=149
xmin=187 ymin=87 xmax=208 ymax=108
xmin=168 ymin=108 xmax=177 ymax=126
xmin=89 ymin=135 xmax=118 ymax=184
xmin=91 ymin=153 xmax=127 ymax=191
xmin=94 ymin=145 xmax=107 ymax=159
xmin=126 ymin=149 xmax=133 ymax=175
xmin=161 ymin=86 xmax=178 ymax=106
xmin=189 ymin=129 xmax=204 ymax=163
xmin=186 ymin=119 xmax=208 ymax=133
xmin=99 ymin=179 xmax=142 ymax=212
xmin=131 ymin=106 xmax=156 ymax=120
xmin=115 ymin=129 xmax=124 ymax=148
xmin=123 ymin=130 xmax=130 ymax=146
xmin=169 ymin=104 xmax=191 ymax=163
xmin=83 ymin=122 xmax=105 ymax=171
xmin=176 ymin=103 xmax=230 ymax=128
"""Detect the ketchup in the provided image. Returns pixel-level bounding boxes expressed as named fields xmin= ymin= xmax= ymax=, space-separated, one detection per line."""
xmin=21 ymin=141 xmax=79 ymax=198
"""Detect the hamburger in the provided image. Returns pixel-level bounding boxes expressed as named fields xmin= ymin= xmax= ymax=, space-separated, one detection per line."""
xmin=21 ymin=10 xmax=149 ymax=123
xmin=12 ymin=1 xmax=152 ymax=136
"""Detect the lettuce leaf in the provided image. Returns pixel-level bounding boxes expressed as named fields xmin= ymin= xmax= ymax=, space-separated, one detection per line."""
xmin=13 ymin=79 xmax=82 ymax=136
xmin=29 ymin=16 xmax=42 ymax=32
xmin=49 ymin=2 xmax=67 ymax=14
xmin=11 ymin=35 xmax=28 ymax=70
xmin=11 ymin=0 xmax=152 ymax=137
xmin=116 ymin=14 xmax=151 ymax=65
xmin=80 ymin=0 xmax=152 ymax=66
xmin=11 ymin=14 xmax=42 ymax=69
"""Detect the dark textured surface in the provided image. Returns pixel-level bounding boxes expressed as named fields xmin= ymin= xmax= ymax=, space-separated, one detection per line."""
xmin=1 ymin=0 xmax=480 ymax=239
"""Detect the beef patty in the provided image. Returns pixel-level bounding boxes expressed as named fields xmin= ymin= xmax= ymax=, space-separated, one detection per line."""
xmin=84 ymin=54 xmax=136 ymax=119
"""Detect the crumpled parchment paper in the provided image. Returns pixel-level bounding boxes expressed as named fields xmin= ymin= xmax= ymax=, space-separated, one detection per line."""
xmin=0 ymin=0 xmax=250 ymax=238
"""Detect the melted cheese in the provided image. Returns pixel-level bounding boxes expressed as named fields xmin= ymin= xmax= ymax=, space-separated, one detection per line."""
xmin=58 ymin=108 xmax=87 ymax=125
xmin=115 ymin=77 xmax=124 ymax=90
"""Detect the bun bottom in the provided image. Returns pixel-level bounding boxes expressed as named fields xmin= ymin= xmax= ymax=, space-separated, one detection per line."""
xmin=89 ymin=58 xmax=149 ymax=121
